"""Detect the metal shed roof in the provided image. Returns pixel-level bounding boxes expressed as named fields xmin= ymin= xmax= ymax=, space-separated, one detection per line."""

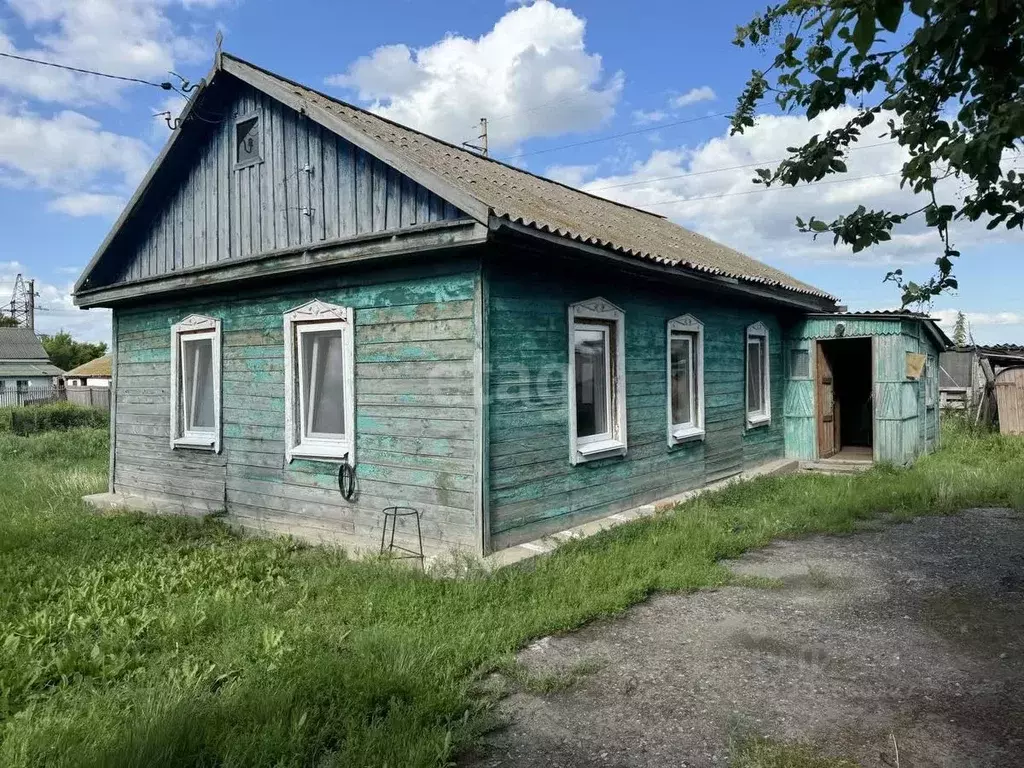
xmin=0 ymin=362 xmax=63 ymax=377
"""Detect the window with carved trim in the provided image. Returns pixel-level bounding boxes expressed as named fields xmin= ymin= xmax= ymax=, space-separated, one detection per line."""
xmin=568 ymin=298 xmax=627 ymax=464
xmin=284 ymin=300 xmax=355 ymax=462
xmin=667 ymin=315 xmax=704 ymax=444
xmin=746 ymin=322 xmax=771 ymax=427
xmin=171 ymin=314 xmax=221 ymax=451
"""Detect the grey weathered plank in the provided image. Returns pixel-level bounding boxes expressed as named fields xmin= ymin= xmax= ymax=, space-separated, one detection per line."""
xmin=385 ymin=165 xmax=400 ymax=230
xmin=322 ymin=129 xmax=339 ymax=241
xmin=371 ymin=157 xmax=387 ymax=232
xmin=296 ymin=114 xmax=311 ymax=244
xmin=271 ymin=98 xmax=288 ymax=250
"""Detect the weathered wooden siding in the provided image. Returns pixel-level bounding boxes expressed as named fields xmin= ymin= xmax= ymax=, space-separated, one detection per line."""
xmin=112 ymin=261 xmax=481 ymax=553
xmin=784 ymin=316 xmax=942 ymax=464
xmin=485 ymin=253 xmax=787 ymax=549
xmin=109 ymin=81 xmax=463 ymax=286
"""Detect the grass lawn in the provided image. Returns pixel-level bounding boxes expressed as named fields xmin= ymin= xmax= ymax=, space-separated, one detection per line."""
xmin=1 ymin=420 xmax=1022 ymax=767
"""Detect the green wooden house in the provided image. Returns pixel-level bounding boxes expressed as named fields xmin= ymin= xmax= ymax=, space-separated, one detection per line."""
xmin=75 ymin=53 xmax=947 ymax=556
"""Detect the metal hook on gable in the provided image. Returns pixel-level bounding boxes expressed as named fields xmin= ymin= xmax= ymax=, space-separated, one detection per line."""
xmin=169 ymin=71 xmax=204 ymax=94
xmin=154 ymin=111 xmax=183 ymax=131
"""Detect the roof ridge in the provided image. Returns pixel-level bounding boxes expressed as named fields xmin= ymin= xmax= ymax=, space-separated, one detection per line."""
xmin=220 ymin=52 xmax=670 ymax=222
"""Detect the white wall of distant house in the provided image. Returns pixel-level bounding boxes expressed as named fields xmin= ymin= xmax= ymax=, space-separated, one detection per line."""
xmin=0 ymin=376 xmax=55 ymax=390
xmin=66 ymin=377 xmax=111 ymax=388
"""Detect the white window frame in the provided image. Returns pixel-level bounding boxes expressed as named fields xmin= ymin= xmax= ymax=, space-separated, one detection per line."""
xmin=667 ymin=314 xmax=705 ymax=445
xmin=568 ymin=297 xmax=627 ymax=465
xmin=745 ymin=321 xmax=771 ymax=428
xmin=284 ymin=299 xmax=356 ymax=463
xmin=170 ymin=314 xmax=222 ymax=452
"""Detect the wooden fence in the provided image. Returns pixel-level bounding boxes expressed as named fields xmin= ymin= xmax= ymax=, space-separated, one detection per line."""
xmin=0 ymin=385 xmax=111 ymax=412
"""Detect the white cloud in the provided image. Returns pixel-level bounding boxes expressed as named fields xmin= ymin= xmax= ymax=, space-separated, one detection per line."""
xmin=670 ymin=86 xmax=716 ymax=108
xmin=0 ymin=0 xmax=224 ymax=106
xmin=632 ymin=108 xmax=666 ymax=125
xmin=0 ymin=105 xmax=152 ymax=191
xmin=47 ymin=192 xmax=125 ymax=217
xmin=575 ymin=106 xmax=1023 ymax=280
xmin=545 ymin=163 xmax=597 ymax=186
xmin=933 ymin=310 xmax=1024 ymax=328
xmin=0 ymin=261 xmax=110 ymax=343
xmin=325 ymin=0 xmax=623 ymax=150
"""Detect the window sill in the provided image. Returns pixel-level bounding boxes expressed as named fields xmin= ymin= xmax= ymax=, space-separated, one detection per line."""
xmin=173 ymin=436 xmax=216 ymax=451
xmin=670 ymin=426 xmax=705 ymax=445
xmin=746 ymin=414 xmax=771 ymax=429
xmin=288 ymin=443 xmax=352 ymax=463
xmin=574 ymin=438 xmax=627 ymax=464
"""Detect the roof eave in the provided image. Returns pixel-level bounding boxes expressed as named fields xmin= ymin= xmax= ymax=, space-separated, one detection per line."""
xmin=491 ymin=217 xmax=837 ymax=312
xmin=491 ymin=217 xmax=835 ymax=313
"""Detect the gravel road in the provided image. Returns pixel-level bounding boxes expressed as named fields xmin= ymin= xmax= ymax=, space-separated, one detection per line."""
xmin=466 ymin=508 xmax=1024 ymax=767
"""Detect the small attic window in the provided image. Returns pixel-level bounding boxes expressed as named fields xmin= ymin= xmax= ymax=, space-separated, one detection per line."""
xmin=235 ymin=114 xmax=261 ymax=168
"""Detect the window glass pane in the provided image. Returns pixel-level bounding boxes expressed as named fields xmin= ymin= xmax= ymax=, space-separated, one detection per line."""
xmin=790 ymin=348 xmax=810 ymax=378
xmin=183 ymin=338 xmax=214 ymax=431
xmin=301 ymin=329 xmax=345 ymax=436
xmin=670 ymin=333 xmax=693 ymax=425
xmin=747 ymin=339 xmax=764 ymax=414
xmin=236 ymin=117 xmax=260 ymax=164
xmin=575 ymin=327 xmax=608 ymax=438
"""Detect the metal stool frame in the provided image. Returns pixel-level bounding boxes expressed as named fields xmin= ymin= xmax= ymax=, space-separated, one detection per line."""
xmin=379 ymin=506 xmax=424 ymax=568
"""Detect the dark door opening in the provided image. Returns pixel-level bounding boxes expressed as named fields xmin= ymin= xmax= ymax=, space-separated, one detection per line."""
xmin=817 ymin=338 xmax=873 ymax=460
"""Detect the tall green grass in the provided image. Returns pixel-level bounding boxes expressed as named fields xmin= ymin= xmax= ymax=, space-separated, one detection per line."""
xmin=0 ymin=421 xmax=1021 ymax=766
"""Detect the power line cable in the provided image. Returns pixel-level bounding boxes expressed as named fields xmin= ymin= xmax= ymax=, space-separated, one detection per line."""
xmin=501 ymin=111 xmax=730 ymax=161
xmin=0 ymin=51 xmax=173 ymax=89
xmin=632 ymin=170 xmax=903 ymax=208
xmin=587 ymin=140 xmax=900 ymax=192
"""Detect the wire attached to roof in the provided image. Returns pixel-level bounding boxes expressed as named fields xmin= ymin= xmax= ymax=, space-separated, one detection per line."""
xmin=0 ymin=51 xmax=174 ymax=90
xmin=502 ymin=111 xmax=730 ymax=161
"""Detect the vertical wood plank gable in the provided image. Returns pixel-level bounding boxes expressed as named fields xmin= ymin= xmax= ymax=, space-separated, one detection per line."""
xmin=104 ymin=86 xmax=466 ymax=287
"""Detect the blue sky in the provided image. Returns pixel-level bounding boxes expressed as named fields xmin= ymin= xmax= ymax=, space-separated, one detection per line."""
xmin=1 ymin=0 xmax=1020 ymax=344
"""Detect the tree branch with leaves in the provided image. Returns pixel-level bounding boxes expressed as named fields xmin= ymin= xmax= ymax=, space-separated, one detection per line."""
xmin=731 ymin=0 xmax=1024 ymax=305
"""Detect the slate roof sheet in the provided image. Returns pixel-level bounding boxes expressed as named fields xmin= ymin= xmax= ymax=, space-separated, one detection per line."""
xmin=65 ymin=353 xmax=112 ymax=378
xmin=0 ymin=327 xmax=50 ymax=362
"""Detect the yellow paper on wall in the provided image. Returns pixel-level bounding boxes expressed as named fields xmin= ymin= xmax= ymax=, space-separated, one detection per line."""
xmin=906 ymin=352 xmax=927 ymax=379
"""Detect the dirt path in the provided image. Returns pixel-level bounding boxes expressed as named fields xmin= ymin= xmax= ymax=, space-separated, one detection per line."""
xmin=466 ymin=508 xmax=1024 ymax=767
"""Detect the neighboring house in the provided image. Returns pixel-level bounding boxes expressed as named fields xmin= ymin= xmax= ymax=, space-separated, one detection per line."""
xmin=0 ymin=327 xmax=63 ymax=405
xmin=64 ymin=353 xmax=113 ymax=387
xmin=72 ymin=52 xmax=947 ymax=556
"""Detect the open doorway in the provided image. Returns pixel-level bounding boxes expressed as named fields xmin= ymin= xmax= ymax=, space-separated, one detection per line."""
xmin=816 ymin=338 xmax=873 ymax=460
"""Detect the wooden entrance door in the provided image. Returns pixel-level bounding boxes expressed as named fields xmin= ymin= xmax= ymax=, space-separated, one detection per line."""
xmin=816 ymin=342 xmax=839 ymax=458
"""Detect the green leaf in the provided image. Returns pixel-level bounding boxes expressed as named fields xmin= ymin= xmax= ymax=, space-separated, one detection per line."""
xmin=909 ymin=0 xmax=931 ymax=18
xmin=853 ymin=9 xmax=877 ymax=56
xmin=876 ymin=0 xmax=904 ymax=33
xmin=809 ymin=219 xmax=830 ymax=233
